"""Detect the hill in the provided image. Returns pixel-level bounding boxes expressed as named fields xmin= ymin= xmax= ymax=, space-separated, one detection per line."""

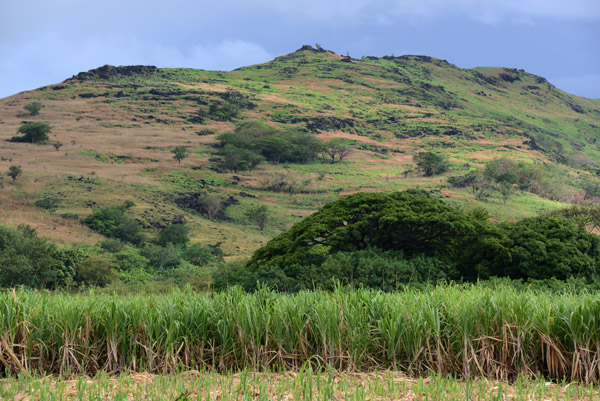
xmin=0 ymin=45 xmax=599 ymax=259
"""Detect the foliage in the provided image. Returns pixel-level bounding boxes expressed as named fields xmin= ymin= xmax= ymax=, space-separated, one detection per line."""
xmin=140 ymin=244 xmax=182 ymax=271
xmin=83 ymin=202 xmax=143 ymax=245
xmin=0 ymin=225 xmax=86 ymax=289
xmin=321 ymin=138 xmax=351 ymax=164
xmin=10 ymin=122 xmax=52 ymax=143
xmin=182 ymin=243 xmax=224 ymax=266
xmin=171 ymin=146 xmax=188 ymax=164
xmin=217 ymin=121 xmax=321 ymax=170
xmin=4 ymin=285 xmax=600 ymax=383
xmin=155 ymin=224 xmax=190 ymax=247
xmin=545 ymin=204 xmax=600 ymax=232
xmin=75 ymin=254 xmax=118 ymax=287
xmin=34 ymin=196 xmax=61 ymax=210
xmin=7 ymin=165 xmax=22 ymax=182
xmin=245 ymin=205 xmax=269 ymax=232
xmin=413 ymin=152 xmax=449 ymax=176
xmin=215 ymin=249 xmax=454 ymax=292
xmin=246 ymin=190 xmax=505 ymax=281
xmin=221 ymin=144 xmax=263 ymax=171
xmin=495 ymin=217 xmax=600 ymax=281
xmin=99 ymin=238 xmax=126 ymax=253
xmin=23 ymin=101 xmax=43 ymax=116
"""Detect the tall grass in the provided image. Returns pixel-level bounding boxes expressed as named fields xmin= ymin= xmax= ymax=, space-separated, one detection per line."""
xmin=1 ymin=284 xmax=600 ymax=383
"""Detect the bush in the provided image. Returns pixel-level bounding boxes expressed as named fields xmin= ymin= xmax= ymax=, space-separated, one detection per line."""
xmin=34 ymin=197 xmax=61 ymax=210
xmin=75 ymin=255 xmax=118 ymax=287
xmin=156 ymin=224 xmax=190 ymax=247
xmin=413 ymin=152 xmax=449 ymax=176
xmin=10 ymin=122 xmax=52 ymax=143
xmin=215 ymin=249 xmax=454 ymax=292
xmin=140 ymin=244 xmax=182 ymax=271
xmin=84 ymin=202 xmax=144 ymax=245
xmin=217 ymin=121 xmax=322 ymax=170
xmin=0 ymin=225 xmax=86 ymax=289
xmin=495 ymin=217 xmax=600 ymax=281
xmin=182 ymin=243 xmax=223 ymax=266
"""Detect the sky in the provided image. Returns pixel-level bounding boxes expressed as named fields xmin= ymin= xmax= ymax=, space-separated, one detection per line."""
xmin=1 ymin=0 xmax=599 ymax=99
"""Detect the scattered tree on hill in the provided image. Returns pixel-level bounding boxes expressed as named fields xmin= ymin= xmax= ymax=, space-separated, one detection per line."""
xmin=222 ymin=144 xmax=263 ymax=172
xmin=217 ymin=121 xmax=322 ymax=171
xmin=245 ymin=205 xmax=270 ymax=232
xmin=83 ymin=202 xmax=144 ymax=245
xmin=23 ymin=102 xmax=43 ymax=116
xmin=171 ymin=146 xmax=189 ymax=164
xmin=10 ymin=122 xmax=52 ymax=143
xmin=203 ymin=195 xmax=225 ymax=220
xmin=321 ymin=139 xmax=351 ymax=164
xmin=413 ymin=151 xmax=449 ymax=176
xmin=52 ymin=141 xmax=63 ymax=152
xmin=7 ymin=165 xmax=22 ymax=182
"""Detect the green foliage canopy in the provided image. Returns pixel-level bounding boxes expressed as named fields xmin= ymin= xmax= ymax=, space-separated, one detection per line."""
xmin=413 ymin=152 xmax=449 ymax=176
xmin=0 ymin=225 xmax=86 ymax=289
xmin=246 ymin=190 xmax=505 ymax=279
xmin=11 ymin=122 xmax=52 ymax=143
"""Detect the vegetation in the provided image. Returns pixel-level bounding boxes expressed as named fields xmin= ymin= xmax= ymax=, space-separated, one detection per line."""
xmin=9 ymin=121 xmax=52 ymax=143
xmin=217 ymin=121 xmax=322 ymax=170
xmin=6 ymin=165 xmax=22 ymax=182
xmin=23 ymin=101 xmax=43 ymax=116
xmin=2 ymin=370 xmax=598 ymax=400
xmin=414 ymin=151 xmax=449 ymax=176
xmin=222 ymin=191 xmax=599 ymax=291
xmin=83 ymin=202 xmax=144 ymax=245
xmin=2 ymin=285 xmax=600 ymax=384
xmin=171 ymin=146 xmax=188 ymax=164
xmin=0 ymin=225 xmax=85 ymax=289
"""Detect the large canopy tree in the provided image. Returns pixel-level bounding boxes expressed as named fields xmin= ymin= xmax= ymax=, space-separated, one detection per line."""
xmin=247 ymin=190 xmax=507 ymax=279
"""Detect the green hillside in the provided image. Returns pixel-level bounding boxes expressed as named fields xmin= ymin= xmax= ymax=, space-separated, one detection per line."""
xmin=0 ymin=45 xmax=599 ymax=259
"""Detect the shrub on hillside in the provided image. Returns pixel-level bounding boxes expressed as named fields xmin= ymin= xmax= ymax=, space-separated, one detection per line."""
xmin=0 ymin=225 xmax=86 ymax=289
xmin=217 ymin=121 xmax=322 ymax=170
xmin=10 ymin=122 xmax=52 ymax=143
xmin=84 ymin=202 xmax=144 ymax=245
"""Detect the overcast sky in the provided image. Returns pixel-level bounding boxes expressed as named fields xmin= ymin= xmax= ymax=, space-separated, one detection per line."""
xmin=1 ymin=0 xmax=599 ymax=99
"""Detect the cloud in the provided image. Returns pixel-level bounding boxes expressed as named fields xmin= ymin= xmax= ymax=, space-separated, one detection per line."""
xmin=250 ymin=0 xmax=600 ymax=24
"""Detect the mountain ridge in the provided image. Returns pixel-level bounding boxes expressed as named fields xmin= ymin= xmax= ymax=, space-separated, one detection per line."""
xmin=0 ymin=45 xmax=599 ymax=257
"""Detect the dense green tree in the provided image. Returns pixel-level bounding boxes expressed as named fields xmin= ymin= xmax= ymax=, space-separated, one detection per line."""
xmin=10 ymin=122 xmax=52 ymax=143
xmin=140 ymin=244 xmax=182 ymax=271
xmin=0 ymin=225 xmax=86 ymax=288
xmin=182 ymin=243 xmax=223 ymax=266
xmin=413 ymin=152 xmax=449 ymax=176
xmin=217 ymin=121 xmax=321 ymax=169
xmin=245 ymin=205 xmax=269 ymax=232
xmin=156 ymin=224 xmax=190 ymax=247
xmin=222 ymin=144 xmax=263 ymax=171
xmin=171 ymin=146 xmax=188 ymax=164
xmin=246 ymin=190 xmax=506 ymax=280
xmin=75 ymin=255 xmax=118 ymax=287
xmin=7 ymin=165 xmax=22 ymax=182
xmin=24 ymin=102 xmax=43 ymax=116
xmin=83 ymin=202 xmax=143 ymax=245
xmin=496 ymin=217 xmax=600 ymax=281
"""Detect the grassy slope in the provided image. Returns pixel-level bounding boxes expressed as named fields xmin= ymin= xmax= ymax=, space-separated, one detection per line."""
xmin=0 ymin=46 xmax=599 ymax=258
